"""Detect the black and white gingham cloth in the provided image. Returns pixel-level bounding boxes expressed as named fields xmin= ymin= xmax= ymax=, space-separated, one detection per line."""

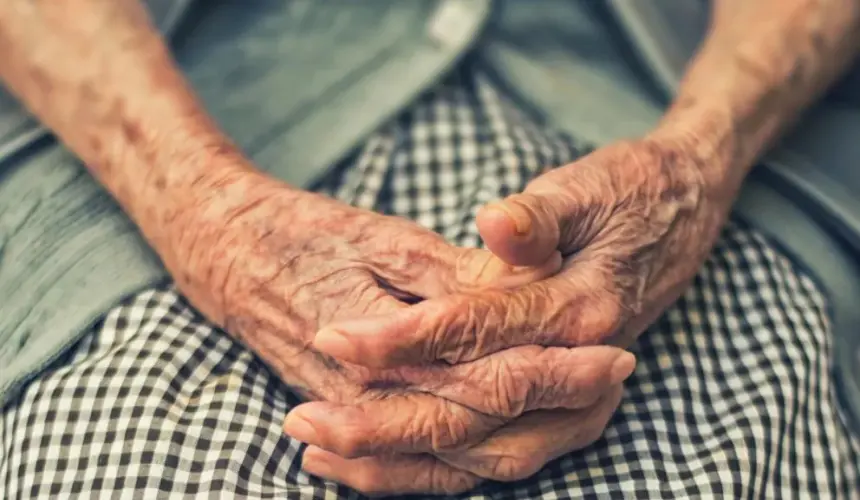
xmin=2 ymin=70 xmax=859 ymax=499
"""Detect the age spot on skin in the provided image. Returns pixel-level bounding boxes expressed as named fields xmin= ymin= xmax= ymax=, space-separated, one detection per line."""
xmin=28 ymin=67 xmax=53 ymax=96
xmin=88 ymin=135 xmax=103 ymax=155
xmin=121 ymin=118 xmax=144 ymax=145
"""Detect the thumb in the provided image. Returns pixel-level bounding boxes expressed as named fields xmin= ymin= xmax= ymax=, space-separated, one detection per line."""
xmin=385 ymin=238 xmax=562 ymax=299
xmin=476 ymin=192 xmax=564 ymax=267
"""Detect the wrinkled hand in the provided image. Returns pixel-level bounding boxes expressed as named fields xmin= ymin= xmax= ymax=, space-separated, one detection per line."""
xmin=312 ymin=137 xmax=734 ymax=364
xmin=297 ymin=384 xmax=624 ymax=496
xmin=303 ymin=137 xmax=736 ymax=494
xmin=166 ymin=168 xmax=560 ymax=347
xmin=163 ymin=167 xmax=636 ymax=495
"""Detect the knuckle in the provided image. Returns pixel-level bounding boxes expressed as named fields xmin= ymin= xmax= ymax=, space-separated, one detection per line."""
xmin=402 ymin=403 xmax=461 ymax=452
xmin=509 ymin=284 xmax=551 ymax=342
xmin=472 ymin=296 xmax=506 ymax=351
xmin=541 ymin=352 xmax=609 ymax=409
xmin=580 ymin=292 xmax=625 ymax=345
xmin=437 ymin=287 xmax=538 ymax=363
xmin=533 ymin=280 xmax=580 ymax=337
xmin=541 ymin=295 xmax=585 ymax=345
xmin=333 ymin=427 xmax=370 ymax=459
xmin=549 ymin=267 xmax=624 ymax=346
xmin=486 ymin=363 xmax=521 ymax=417
xmin=564 ymin=370 xmax=606 ymax=408
xmin=492 ymin=350 xmax=543 ymax=415
xmin=408 ymin=413 xmax=437 ymax=449
xmin=427 ymin=406 xmax=472 ymax=452
xmin=543 ymin=367 xmax=594 ymax=408
xmin=430 ymin=301 xmax=478 ymax=364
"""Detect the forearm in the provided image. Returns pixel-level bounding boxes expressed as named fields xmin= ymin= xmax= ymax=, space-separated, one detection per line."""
xmin=654 ymin=0 xmax=860 ymax=190
xmin=0 ymin=0 xmax=250 ymax=252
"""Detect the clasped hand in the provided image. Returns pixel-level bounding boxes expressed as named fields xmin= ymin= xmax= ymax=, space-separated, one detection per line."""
xmin=168 ymin=136 xmax=726 ymax=496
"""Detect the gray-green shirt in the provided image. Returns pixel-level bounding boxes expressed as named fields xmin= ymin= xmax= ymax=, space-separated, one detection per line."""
xmin=0 ymin=0 xmax=704 ymax=404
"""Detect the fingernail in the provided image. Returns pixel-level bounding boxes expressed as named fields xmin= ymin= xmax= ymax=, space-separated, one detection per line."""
xmin=610 ymin=351 xmax=637 ymax=384
xmin=485 ymin=202 xmax=531 ymax=236
xmin=284 ymin=412 xmax=320 ymax=444
xmin=313 ymin=328 xmax=355 ymax=358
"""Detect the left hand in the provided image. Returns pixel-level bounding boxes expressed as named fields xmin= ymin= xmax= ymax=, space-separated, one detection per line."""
xmin=311 ymin=135 xmax=738 ymax=364
xmin=296 ymin=135 xmax=738 ymax=495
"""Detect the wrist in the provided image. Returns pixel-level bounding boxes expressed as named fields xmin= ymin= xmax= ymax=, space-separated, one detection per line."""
xmin=147 ymin=156 xmax=303 ymax=271
xmin=108 ymin=126 xmax=261 ymax=258
xmin=646 ymin=100 xmax=755 ymax=196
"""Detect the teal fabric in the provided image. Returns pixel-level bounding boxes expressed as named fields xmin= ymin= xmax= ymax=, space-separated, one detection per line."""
xmin=0 ymin=0 xmax=684 ymax=404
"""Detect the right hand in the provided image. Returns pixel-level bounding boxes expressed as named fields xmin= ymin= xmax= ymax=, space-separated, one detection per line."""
xmin=163 ymin=164 xmax=565 ymax=393
xmin=161 ymin=165 xmax=635 ymax=494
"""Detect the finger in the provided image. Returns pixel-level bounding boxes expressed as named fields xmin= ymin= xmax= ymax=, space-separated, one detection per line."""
xmin=438 ymin=385 xmax=624 ymax=481
xmin=476 ymin=159 xmax=617 ymax=267
xmin=370 ymin=233 xmax=563 ymax=300
xmin=411 ymin=345 xmax=635 ymax=417
xmin=438 ymin=246 xmax=563 ymax=294
xmin=301 ymin=446 xmax=481 ymax=497
xmin=283 ymin=348 xmax=632 ymax=459
xmin=476 ymin=193 xmax=562 ymax=267
xmin=284 ymin=394 xmax=504 ymax=458
xmin=313 ymin=263 xmax=623 ymax=367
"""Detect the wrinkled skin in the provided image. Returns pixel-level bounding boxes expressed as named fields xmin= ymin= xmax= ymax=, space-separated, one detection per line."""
xmin=302 ymin=137 xmax=740 ymax=495
xmin=164 ymin=168 xmax=636 ymax=496
xmin=312 ymin=138 xmax=731 ymax=363
xmin=2 ymin=0 xmax=855 ymax=495
xmin=300 ymin=385 xmax=623 ymax=497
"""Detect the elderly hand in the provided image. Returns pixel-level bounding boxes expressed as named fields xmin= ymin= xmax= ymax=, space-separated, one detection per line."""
xmin=164 ymin=165 xmax=636 ymax=495
xmin=311 ymin=136 xmax=735 ymax=364
xmin=166 ymin=166 xmax=562 ymax=344
xmin=300 ymin=135 xmax=738 ymax=495
xmin=294 ymin=385 xmax=624 ymax=496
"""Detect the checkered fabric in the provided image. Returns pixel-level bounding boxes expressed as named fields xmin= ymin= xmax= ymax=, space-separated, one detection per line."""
xmin=2 ymin=69 xmax=859 ymax=499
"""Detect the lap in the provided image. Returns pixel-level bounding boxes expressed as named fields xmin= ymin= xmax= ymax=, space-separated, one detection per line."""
xmin=3 ymin=70 xmax=858 ymax=499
